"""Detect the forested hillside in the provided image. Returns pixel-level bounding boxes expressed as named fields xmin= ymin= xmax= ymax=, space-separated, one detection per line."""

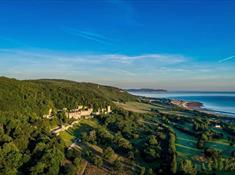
xmin=0 ymin=77 xmax=136 ymax=175
xmin=0 ymin=77 xmax=136 ymax=116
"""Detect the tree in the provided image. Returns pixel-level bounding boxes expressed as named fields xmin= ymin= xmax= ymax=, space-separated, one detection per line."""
xmin=61 ymin=163 xmax=77 ymax=175
xmin=179 ymin=160 xmax=196 ymax=175
xmin=113 ymin=159 xmax=123 ymax=171
xmin=57 ymin=111 xmax=68 ymax=124
xmin=149 ymin=135 xmax=158 ymax=145
xmin=170 ymin=153 xmax=177 ymax=174
xmin=81 ymin=132 xmax=88 ymax=142
xmin=93 ymin=156 xmax=103 ymax=167
xmin=74 ymin=157 xmax=82 ymax=168
xmin=204 ymin=148 xmax=221 ymax=159
xmin=168 ymin=132 xmax=177 ymax=174
xmin=30 ymin=162 xmax=45 ymax=175
xmin=115 ymin=136 xmax=132 ymax=153
xmin=146 ymin=168 xmax=153 ymax=175
xmin=201 ymin=163 xmax=206 ymax=172
xmin=142 ymin=135 xmax=161 ymax=162
xmin=197 ymin=139 xmax=205 ymax=149
xmin=128 ymin=151 xmax=135 ymax=160
xmin=88 ymin=130 xmax=97 ymax=143
xmin=103 ymin=147 xmax=114 ymax=160
xmin=0 ymin=142 xmax=22 ymax=175
xmin=140 ymin=166 xmax=145 ymax=175
xmin=144 ymin=148 xmax=157 ymax=161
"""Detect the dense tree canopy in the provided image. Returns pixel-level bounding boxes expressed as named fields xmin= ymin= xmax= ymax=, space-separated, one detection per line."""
xmin=0 ymin=77 xmax=136 ymax=174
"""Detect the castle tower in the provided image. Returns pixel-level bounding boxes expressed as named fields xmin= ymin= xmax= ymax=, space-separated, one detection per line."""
xmin=107 ymin=106 xmax=111 ymax=113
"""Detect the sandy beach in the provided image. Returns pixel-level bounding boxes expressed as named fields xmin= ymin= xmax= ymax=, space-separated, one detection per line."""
xmin=171 ymin=99 xmax=203 ymax=110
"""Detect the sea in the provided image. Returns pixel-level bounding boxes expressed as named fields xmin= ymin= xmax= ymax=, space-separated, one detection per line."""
xmin=128 ymin=91 xmax=235 ymax=117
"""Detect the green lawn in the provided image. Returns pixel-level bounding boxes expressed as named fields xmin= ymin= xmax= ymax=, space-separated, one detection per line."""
xmin=114 ymin=101 xmax=158 ymax=113
xmin=205 ymin=141 xmax=235 ymax=156
xmin=176 ymin=144 xmax=202 ymax=156
xmin=173 ymin=124 xmax=201 ymax=159
xmin=60 ymin=131 xmax=75 ymax=146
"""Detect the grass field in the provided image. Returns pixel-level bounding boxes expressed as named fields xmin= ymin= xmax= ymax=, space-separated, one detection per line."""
xmin=60 ymin=131 xmax=75 ymax=146
xmin=172 ymin=121 xmax=235 ymax=161
xmin=174 ymin=127 xmax=202 ymax=159
xmin=114 ymin=101 xmax=157 ymax=113
xmin=115 ymin=101 xmax=195 ymax=119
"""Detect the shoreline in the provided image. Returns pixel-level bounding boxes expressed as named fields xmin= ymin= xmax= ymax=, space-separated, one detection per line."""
xmin=135 ymin=94 xmax=235 ymax=118
xmin=170 ymin=99 xmax=235 ymax=117
xmin=170 ymin=99 xmax=203 ymax=110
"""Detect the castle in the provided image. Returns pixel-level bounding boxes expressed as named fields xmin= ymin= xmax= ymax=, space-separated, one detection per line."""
xmin=65 ymin=105 xmax=112 ymax=119
xmin=50 ymin=105 xmax=112 ymax=135
xmin=66 ymin=106 xmax=93 ymax=119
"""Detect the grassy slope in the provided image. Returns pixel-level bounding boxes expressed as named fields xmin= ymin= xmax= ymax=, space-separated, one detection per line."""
xmin=114 ymin=101 xmax=156 ymax=113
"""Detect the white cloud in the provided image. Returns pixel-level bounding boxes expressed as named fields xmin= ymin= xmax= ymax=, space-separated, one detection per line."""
xmin=87 ymin=53 xmax=188 ymax=64
xmin=61 ymin=27 xmax=113 ymax=45
xmin=0 ymin=49 xmax=188 ymax=65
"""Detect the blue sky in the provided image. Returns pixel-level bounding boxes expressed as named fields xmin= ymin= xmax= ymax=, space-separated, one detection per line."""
xmin=0 ymin=0 xmax=235 ymax=90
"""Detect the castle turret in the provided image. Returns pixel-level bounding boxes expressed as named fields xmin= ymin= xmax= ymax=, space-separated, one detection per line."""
xmin=107 ymin=106 xmax=111 ymax=113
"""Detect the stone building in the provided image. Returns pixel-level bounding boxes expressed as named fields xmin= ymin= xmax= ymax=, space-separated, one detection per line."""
xmin=66 ymin=106 xmax=93 ymax=119
xmin=92 ymin=106 xmax=112 ymax=115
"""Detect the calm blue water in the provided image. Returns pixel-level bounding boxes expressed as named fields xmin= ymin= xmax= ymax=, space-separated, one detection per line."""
xmin=129 ymin=91 xmax=235 ymax=116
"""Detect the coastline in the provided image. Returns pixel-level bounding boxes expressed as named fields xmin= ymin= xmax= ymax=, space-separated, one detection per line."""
xmin=171 ymin=99 xmax=203 ymax=110
xmin=131 ymin=92 xmax=235 ymax=118
xmin=170 ymin=99 xmax=235 ymax=117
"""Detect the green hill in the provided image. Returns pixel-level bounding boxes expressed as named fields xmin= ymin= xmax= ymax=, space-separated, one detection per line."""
xmin=0 ymin=77 xmax=136 ymax=116
xmin=0 ymin=77 xmax=136 ymax=174
xmin=1 ymin=76 xmax=235 ymax=175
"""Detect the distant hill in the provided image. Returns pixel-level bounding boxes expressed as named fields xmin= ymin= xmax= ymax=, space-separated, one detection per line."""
xmin=0 ymin=77 xmax=136 ymax=116
xmin=127 ymin=88 xmax=167 ymax=93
